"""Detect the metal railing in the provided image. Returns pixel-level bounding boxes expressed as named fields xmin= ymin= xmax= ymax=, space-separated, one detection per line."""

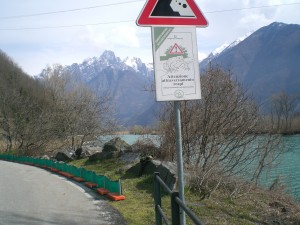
xmin=153 ymin=172 xmax=205 ymax=225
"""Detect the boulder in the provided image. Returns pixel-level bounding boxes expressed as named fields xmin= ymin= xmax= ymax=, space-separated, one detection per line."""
xmin=127 ymin=157 xmax=178 ymax=190
xmin=157 ymin=162 xmax=177 ymax=190
xmin=88 ymin=150 xmax=121 ymax=162
xmin=40 ymin=155 xmax=50 ymax=160
xmin=126 ymin=162 xmax=141 ymax=175
xmin=83 ymin=140 xmax=102 ymax=147
xmin=88 ymin=137 xmax=132 ymax=162
xmin=88 ymin=152 xmax=102 ymax=162
xmin=54 ymin=150 xmax=74 ymax=162
xmin=103 ymin=137 xmax=132 ymax=153
xmin=140 ymin=158 xmax=160 ymax=175
xmin=80 ymin=148 xmax=93 ymax=158
xmin=119 ymin=153 xmax=141 ymax=164
xmin=82 ymin=140 xmax=103 ymax=155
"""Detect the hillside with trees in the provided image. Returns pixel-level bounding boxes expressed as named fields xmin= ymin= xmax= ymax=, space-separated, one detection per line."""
xmin=0 ymin=50 xmax=115 ymax=155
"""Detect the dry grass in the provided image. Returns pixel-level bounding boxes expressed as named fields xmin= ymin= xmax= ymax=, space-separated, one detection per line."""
xmin=69 ymin=158 xmax=300 ymax=225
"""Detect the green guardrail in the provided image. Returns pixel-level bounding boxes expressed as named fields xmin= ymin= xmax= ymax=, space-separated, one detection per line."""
xmin=0 ymin=155 xmax=122 ymax=194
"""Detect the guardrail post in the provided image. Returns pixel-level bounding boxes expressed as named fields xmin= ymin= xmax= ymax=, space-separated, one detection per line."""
xmin=118 ymin=179 xmax=122 ymax=195
xmin=171 ymin=192 xmax=180 ymax=225
xmin=154 ymin=172 xmax=162 ymax=225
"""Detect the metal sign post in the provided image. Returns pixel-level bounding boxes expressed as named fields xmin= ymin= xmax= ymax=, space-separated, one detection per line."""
xmin=136 ymin=1 xmax=208 ymax=224
xmin=174 ymin=100 xmax=185 ymax=224
xmin=151 ymin=26 xmax=202 ymax=225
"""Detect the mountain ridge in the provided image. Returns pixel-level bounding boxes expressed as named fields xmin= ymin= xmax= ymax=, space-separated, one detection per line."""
xmin=39 ymin=22 xmax=300 ymax=126
xmin=40 ymin=50 xmax=157 ymax=127
xmin=200 ymin=22 xmax=300 ymax=106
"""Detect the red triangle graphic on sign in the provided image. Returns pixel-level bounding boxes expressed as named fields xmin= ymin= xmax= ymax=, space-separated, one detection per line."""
xmin=136 ymin=0 xmax=208 ymax=27
xmin=169 ymin=43 xmax=184 ymax=54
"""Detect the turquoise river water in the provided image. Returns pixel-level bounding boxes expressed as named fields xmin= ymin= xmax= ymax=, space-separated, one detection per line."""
xmin=259 ymin=135 xmax=300 ymax=201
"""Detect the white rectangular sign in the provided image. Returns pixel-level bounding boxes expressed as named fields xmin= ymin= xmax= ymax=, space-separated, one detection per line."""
xmin=152 ymin=27 xmax=201 ymax=101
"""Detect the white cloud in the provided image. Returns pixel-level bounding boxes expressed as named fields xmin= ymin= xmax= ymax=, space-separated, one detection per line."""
xmin=78 ymin=26 xmax=109 ymax=49
xmin=77 ymin=24 xmax=140 ymax=51
xmin=198 ymin=52 xmax=208 ymax=61
xmin=239 ymin=12 xmax=271 ymax=27
xmin=1 ymin=0 xmax=300 ymax=75
xmin=110 ymin=25 xmax=140 ymax=48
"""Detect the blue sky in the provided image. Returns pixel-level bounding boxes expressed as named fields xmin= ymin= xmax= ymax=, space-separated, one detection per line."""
xmin=1 ymin=0 xmax=300 ymax=75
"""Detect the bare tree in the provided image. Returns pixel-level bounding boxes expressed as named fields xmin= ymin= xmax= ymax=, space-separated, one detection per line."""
xmin=270 ymin=92 xmax=299 ymax=133
xmin=251 ymin=134 xmax=283 ymax=185
xmin=158 ymin=66 xmax=282 ymax=198
xmin=41 ymin=64 xmax=116 ymax=151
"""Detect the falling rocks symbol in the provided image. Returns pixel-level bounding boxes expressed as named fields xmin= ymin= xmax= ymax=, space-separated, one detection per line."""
xmin=136 ymin=0 xmax=208 ymax=27
xmin=151 ymin=0 xmax=194 ymax=17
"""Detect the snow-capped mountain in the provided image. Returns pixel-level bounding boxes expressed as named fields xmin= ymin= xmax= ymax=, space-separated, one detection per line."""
xmin=58 ymin=51 xmax=153 ymax=83
xmin=123 ymin=56 xmax=153 ymax=76
xmin=40 ymin=50 xmax=157 ymax=127
xmin=201 ymin=32 xmax=252 ymax=66
xmin=39 ymin=22 xmax=300 ymax=126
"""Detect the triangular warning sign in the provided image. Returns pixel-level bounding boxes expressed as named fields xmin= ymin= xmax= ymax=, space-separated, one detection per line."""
xmin=136 ymin=0 xmax=208 ymax=27
xmin=169 ymin=43 xmax=184 ymax=54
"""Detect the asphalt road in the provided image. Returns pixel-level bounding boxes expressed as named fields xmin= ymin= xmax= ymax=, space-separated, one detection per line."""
xmin=0 ymin=160 xmax=126 ymax=225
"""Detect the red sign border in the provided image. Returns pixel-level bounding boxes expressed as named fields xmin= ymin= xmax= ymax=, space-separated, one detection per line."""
xmin=136 ymin=0 xmax=208 ymax=27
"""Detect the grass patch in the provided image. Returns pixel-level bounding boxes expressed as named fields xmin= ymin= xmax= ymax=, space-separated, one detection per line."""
xmin=69 ymin=158 xmax=300 ymax=225
xmin=70 ymin=158 xmax=157 ymax=224
xmin=70 ymin=158 xmax=126 ymax=180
